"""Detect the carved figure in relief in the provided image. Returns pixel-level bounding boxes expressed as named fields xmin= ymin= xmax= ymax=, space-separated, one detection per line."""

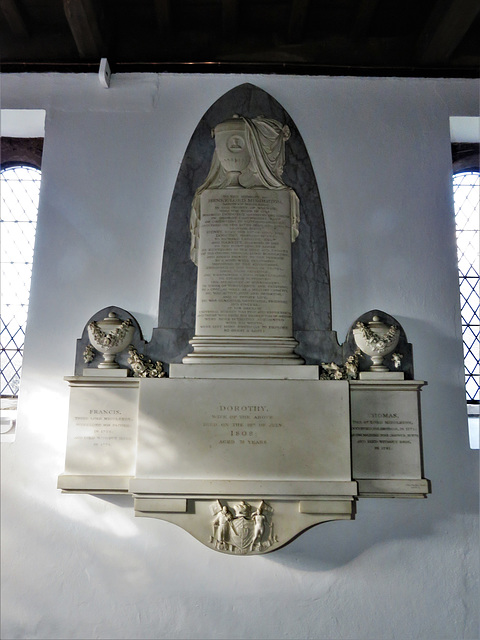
xmin=210 ymin=499 xmax=276 ymax=554
xmin=189 ymin=115 xmax=300 ymax=264
xmin=212 ymin=505 xmax=233 ymax=550
xmin=251 ymin=509 xmax=266 ymax=548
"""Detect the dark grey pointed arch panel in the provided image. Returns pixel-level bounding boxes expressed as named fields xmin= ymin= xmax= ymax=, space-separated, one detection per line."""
xmin=151 ymin=83 xmax=335 ymax=365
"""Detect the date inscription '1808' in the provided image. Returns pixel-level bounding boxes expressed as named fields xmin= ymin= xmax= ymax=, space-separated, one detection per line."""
xmin=203 ymin=404 xmax=282 ymax=447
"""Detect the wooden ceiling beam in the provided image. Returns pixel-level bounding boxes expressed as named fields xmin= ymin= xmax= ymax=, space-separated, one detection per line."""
xmin=222 ymin=0 xmax=239 ymax=40
xmin=0 ymin=0 xmax=28 ymax=37
xmin=418 ymin=0 xmax=480 ymax=63
xmin=154 ymin=0 xmax=171 ymax=36
xmin=63 ymin=0 xmax=104 ymax=59
xmin=288 ymin=0 xmax=310 ymax=43
xmin=351 ymin=0 xmax=379 ymax=40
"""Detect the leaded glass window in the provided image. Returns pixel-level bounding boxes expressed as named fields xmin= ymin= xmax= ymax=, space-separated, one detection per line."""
xmin=1 ymin=165 xmax=41 ymax=397
xmin=452 ymin=167 xmax=479 ymax=449
xmin=453 ymin=170 xmax=479 ymax=405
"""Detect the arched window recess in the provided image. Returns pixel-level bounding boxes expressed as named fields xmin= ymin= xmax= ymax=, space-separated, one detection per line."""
xmin=1 ymin=136 xmax=43 ymax=441
xmin=452 ymin=143 xmax=479 ymax=448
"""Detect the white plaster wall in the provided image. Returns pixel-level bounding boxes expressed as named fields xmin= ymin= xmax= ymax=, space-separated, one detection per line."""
xmin=1 ymin=73 xmax=478 ymax=640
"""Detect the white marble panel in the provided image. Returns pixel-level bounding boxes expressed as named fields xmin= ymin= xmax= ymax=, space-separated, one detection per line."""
xmin=130 ymin=478 xmax=357 ymax=496
xmin=350 ymin=381 xmax=426 ymax=480
xmin=83 ymin=368 xmax=130 ymax=377
xmin=169 ymin=363 xmax=319 ymax=379
xmin=135 ymin=379 xmax=351 ymax=484
xmin=58 ymin=379 xmax=139 ymax=491
xmin=195 ymin=188 xmax=293 ymax=337
xmin=354 ymin=478 xmax=430 ymax=497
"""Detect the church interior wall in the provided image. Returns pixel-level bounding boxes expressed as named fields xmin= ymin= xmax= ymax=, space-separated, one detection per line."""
xmin=1 ymin=72 xmax=478 ymax=640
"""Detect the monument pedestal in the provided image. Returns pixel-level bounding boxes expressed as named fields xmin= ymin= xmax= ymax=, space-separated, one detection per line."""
xmin=58 ymin=357 xmax=429 ymax=551
xmin=129 ymin=377 xmax=357 ymax=554
xmin=183 ymin=336 xmax=303 ymax=365
xmin=57 ymin=377 xmax=139 ymax=493
xmin=350 ymin=379 xmax=429 ymax=498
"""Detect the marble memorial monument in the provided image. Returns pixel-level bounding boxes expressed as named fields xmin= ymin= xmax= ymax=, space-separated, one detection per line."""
xmin=58 ymin=84 xmax=430 ymax=554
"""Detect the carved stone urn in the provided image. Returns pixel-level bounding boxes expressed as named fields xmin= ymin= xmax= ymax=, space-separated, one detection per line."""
xmin=213 ymin=115 xmax=251 ymax=187
xmin=353 ymin=316 xmax=400 ymax=372
xmin=87 ymin=312 xmax=134 ymax=368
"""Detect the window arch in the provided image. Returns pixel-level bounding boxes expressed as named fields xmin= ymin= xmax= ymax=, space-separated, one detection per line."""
xmin=1 ymin=149 xmax=42 ymax=440
xmin=452 ymin=143 xmax=479 ymax=448
xmin=453 ymin=169 xmax=479 ymax=404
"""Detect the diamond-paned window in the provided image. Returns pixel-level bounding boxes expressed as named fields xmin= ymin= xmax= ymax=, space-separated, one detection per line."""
xmin=453 ymin=170 xmax=479 ymax=404
xmin=1 ymin=165 xmax=41 ymax=397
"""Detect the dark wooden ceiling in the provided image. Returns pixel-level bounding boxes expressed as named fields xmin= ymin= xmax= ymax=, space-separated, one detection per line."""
xmin=1 ymin=0 xmax=479 ymax=76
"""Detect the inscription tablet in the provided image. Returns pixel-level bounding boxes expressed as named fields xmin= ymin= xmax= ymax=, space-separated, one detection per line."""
xmin=63 ymin=385 xmax=139 ymax=476
xmin=196 ymin=188 xmax=292 ymax=337
xmin=351 ymin=387 xmax=424 ymax=479
xmin=135 ymin=379 xmax=351 ymax=482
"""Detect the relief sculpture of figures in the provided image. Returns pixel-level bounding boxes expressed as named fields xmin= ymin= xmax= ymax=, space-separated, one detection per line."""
xmin=209 ymin=499 xmax=277 ymax=554
xmin=189 ymin=115 xmax=300 ymax=265
xmin=212 ymin=505 xmax=233 ymax=550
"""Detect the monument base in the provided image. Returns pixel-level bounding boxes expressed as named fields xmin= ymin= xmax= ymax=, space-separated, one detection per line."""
xmin=58 ymin=377 xmax=139 ymax=494
xmin=131 ymin=496 xmax=356 ymax=555
xmin=58 ymin=474 xmax=131 ymax=493
xmin=129 ymin=377 xmax=356 ymax=554
xmin=355 ymin=478 xmax=430 ymax=498
xmin=359 ymin=371 xmax=405 ymax=380
xmin=170 ymin=363 xmax=318 ymax=380
xmin=182 ymin=336 xmax=304 ymax=365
